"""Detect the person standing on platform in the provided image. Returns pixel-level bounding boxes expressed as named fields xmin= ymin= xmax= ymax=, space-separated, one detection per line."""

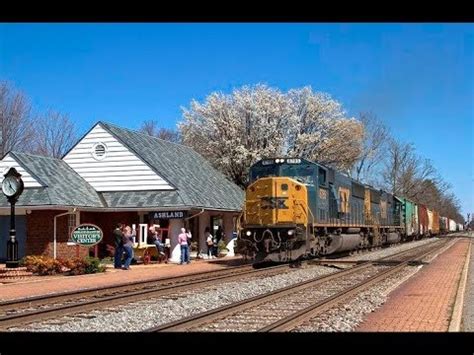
xmin=178 ymin=227 xmax=191 ymax=264
xmin=113 ymin=223 xmax=124 ymax=269
xmin=205 ymin=227 xmax=214 ymax=259
xmin=212 ymin=229 xmax=219 ymax=257
xmin=122 ymin=225 xmax=135 ymax=270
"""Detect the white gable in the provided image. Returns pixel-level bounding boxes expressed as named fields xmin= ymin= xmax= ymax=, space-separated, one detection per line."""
xmin=0 ymin=153 xmax=43 ymax=188
xmin=63 ymin=124 xmax=174 ymax=192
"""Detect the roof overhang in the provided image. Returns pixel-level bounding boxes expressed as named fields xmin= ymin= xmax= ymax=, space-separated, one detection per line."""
xmin=0 ymin=205 xmax=242 ymax=213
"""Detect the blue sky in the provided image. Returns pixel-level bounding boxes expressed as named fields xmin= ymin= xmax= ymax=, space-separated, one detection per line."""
xmin=0 ymin=23 xmax=472 ymax=217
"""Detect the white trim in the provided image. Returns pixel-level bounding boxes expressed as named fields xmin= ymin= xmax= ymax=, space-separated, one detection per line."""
xmin=0 ymin=206 xmax=242 ymax=214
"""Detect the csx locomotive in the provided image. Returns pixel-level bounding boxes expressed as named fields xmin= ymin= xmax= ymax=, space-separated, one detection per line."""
xmin=237 ymin=158 xmax=462 ymax=263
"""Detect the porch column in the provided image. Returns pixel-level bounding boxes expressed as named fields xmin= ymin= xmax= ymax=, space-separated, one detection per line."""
xmin=168 ymin=219 xmax=184 ymax=263
xmin=198 ymin=212 xmax=210 ymax=257
xmin=223 ymin=213 xmax=236 ymax=257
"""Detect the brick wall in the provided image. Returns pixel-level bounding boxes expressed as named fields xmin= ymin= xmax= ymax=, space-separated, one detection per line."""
xmin=80 ymin=211 xmax=139 ymax=258
xmin=26 ymin=210 xmax=141 ymax=259
xmin=26 ymin=210 xmax=88 ymax=259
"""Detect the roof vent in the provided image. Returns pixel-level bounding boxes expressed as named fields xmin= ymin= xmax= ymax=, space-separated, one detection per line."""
xmin=92 ymin=143 xmax=107 ymax=161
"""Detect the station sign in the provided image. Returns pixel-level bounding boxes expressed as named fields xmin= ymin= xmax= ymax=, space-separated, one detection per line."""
xmin=149 ymin=210 xmax=187 ymax=220
xmin=70 ymin=224 xmax=103 ymax=246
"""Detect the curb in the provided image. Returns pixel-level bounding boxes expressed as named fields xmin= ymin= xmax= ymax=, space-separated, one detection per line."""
xmin=448 ymin=239 xmax=472 ymax=331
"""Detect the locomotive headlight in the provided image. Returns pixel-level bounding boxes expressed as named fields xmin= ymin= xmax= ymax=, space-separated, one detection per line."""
xmin=246 ymin=231 xmax=252 ymax=236
xmin=287 ymin=229 xmax=295 ymax=236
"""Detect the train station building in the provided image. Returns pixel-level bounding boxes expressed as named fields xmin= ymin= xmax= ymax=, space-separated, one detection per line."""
xmin=0 ymin=122 xmax=244 ymax=263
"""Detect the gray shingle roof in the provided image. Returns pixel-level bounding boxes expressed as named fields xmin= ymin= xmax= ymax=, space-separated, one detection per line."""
xmin=100 ymin=122 xmax=244 ymax=211
xmin=1 ymin=123 xmax=244 ymax=211
xmin=0 ymin=152 xmax=104 ymax=208
xmin=100 ymin=190 xmax=185 ymax=208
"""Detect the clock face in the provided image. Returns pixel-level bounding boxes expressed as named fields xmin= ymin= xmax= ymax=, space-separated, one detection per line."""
xmin=2 ymin=176 xmax=20 ymax=197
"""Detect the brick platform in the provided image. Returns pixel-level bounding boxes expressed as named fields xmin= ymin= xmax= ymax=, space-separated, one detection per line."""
xmin=0 ymin=266 xmax=34 ymax=283
xmin=0 ymin=256 xmax=249 ymax=302
xmin=356 ymin=239 xmax=471 ymax=332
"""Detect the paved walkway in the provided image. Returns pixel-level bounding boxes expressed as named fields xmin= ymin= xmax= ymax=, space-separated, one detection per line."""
xmin=0 ymin=256 xmax=248 ymax=302
xmin=356 ymin=238 xmax=471 ymax=331
xmin=462 ymin=237 xmax=474 ymax=331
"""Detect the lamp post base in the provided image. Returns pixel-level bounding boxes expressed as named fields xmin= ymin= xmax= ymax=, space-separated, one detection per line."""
xmin=6 ymin=261 xmax=19 ymax=268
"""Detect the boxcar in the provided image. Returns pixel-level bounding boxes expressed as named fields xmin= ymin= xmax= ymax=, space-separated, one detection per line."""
xmin=432 ymin=211 xmax=440 ymax=235
xmin=395 ymin=197 xmax=417 ymax=238
xmin=427 ymin=209 xmax=434 ymax=235
xmin=439 ymin=216 xmax=448 ymax=234
xmin=449 ymin=219 xmax=457 ymax=232
xmin=418 ymin=204 xmax=429 ymax=236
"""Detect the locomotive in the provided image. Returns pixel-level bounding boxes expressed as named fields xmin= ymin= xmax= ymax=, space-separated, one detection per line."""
xmin=237 ymin=158 xmax=459 ymax=263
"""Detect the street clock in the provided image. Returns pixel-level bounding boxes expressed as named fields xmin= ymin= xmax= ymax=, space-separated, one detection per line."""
xmin=2 ymin=168 xmax=24 ymax=201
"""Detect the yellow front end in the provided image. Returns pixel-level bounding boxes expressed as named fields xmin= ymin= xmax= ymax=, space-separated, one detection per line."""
xmin=244 ymin=177 xmax=308 ymax=227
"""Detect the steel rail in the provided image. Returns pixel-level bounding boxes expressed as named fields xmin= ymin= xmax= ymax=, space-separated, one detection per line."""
xmin=260 ymin=239 xmax=454 ymax=331
xmin=0 ymin=262 xmax=293 ymax=329
xmin=145 ymin=239 xmax=450 ymax=332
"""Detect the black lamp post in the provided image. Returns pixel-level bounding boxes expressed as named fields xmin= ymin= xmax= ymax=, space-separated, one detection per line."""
xmin=2 ymin=167 xmax=24 ymax=268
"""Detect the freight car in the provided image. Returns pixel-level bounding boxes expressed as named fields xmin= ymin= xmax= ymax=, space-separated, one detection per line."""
xmin=449 ymin=219 xmax=457 ymax=232
xmin=237 ymin=157 xmax=460 ymax=263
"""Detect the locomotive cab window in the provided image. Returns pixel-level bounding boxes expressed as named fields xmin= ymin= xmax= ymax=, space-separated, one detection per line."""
xmin=250 ymin=164 xmax=277 ymax=182
xmin=318 ymin=167 xmax=327 ymax=186
xmin=280 ymin=164 xmax=316 ymax=186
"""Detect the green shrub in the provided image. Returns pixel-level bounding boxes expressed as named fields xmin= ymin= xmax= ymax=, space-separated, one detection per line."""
xmin=100 ymin=256 xmax=114 ymax=265
xmin=65 ymin=256 xmax=106 ymax=275
xmin=84 ymin=256 xmax=106 ymax=274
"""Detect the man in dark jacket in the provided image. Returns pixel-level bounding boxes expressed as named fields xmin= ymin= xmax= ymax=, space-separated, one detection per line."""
xmin=113 ymin=223 xmax=124 ymax=269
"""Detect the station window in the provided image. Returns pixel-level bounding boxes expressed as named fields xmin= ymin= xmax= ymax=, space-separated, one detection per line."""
xmin=66 ymin=213 xmax=77 ymax=243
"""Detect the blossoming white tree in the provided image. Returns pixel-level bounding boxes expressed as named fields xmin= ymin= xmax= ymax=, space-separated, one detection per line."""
xmin=179 ymin=84 xmax=363 ymax=188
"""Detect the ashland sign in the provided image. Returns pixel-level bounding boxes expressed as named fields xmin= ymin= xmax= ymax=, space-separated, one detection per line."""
xmin=70 ymin=224 xmax=103 ymax=246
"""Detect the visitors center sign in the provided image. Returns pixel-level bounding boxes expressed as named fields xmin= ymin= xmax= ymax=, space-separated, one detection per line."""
xmin=70 ymin=224 xmax=103 ymax=246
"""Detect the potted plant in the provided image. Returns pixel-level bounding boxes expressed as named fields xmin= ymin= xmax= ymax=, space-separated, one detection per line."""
xmin=190 ymin=241 xmax=199 ymax=258
xmin=217 ymin=240 xmax=229 ymax=257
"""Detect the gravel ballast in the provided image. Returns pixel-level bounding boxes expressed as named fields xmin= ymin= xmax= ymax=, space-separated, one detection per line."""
xmin=8 ymin=238 xmax=442 ymax=332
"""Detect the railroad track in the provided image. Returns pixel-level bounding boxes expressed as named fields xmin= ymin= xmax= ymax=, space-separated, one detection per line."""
xmin=0 ymin=262 xmax=300 ymax=330
xmin=145 ymin=238 xmax=453 ymax=332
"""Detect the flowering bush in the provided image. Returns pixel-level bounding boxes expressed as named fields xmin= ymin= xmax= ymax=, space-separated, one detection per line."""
xmin=20 ymin=255 xmax=65 ymax=276
xmin=20 ymin=255 xmax=106 ymax=276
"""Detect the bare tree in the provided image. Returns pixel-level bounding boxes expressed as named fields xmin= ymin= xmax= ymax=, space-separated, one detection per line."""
xmin=350 ymin=111 xmax=390 ymax=182
xmin=381 ymin=139 xmax=441 ymax=200
xmin=140 ymin=120 xmax=181 ymax=143
xmin=0 ymin=81 xmax=35 ymax=157
xmin=380 ymin=138 xmax=464 ymax=221
xmin=33 ymin=110 xmax=77 ymax=158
